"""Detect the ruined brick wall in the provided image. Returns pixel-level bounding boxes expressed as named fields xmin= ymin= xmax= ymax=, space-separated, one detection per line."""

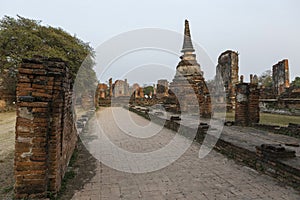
xmin=95 ymin=83 xmax=109 ymax=107
xmin=216 ymin=50 xmax=239 ymax=110
xmin=248 ymin=83 xmax=260 ymax=124
xmin=259 ymin=86 xmax=276 ymax=100
xmin=113 ymin=79 xmax=130 ymax=97
xmin=278 ymin=87 xmax=300 ymax=110
xmin=235 ymin=83 xmax=249 ymax=126
xmin=168 ymin=75 xmax=211 ymax=117
xmin=14 ymin=57 xmax=77 ymax=199
xmin=272 ymin=59 xmax=290 ymax=96
xmin=97 ymin=83 xmax=108 ymax=99
xmin=235 ymin=76 xmax=260 ymax=126
xmin=260 ymin=86 xmax=300 ymax=114
xmin=156 ymin=79 xmax=169 ymax=98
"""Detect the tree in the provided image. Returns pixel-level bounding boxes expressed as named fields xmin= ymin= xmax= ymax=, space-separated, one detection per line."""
xmin=258 ymin=70 xmax=273 ymax=87
xmin=0 ymin=15 xmax=96 ymax=97
xmin=143 ymin=86 xmax=154 ymax=96
xmin=291 ymin=77 xmax=300 ymax=88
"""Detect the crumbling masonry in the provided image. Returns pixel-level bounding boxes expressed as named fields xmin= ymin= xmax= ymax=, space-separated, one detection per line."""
xmin=216 ymin=50 xmax=239 ymax=111
xmin=235 ymin=75 xmax=260 ymax=126
xmin=272 ymin=59 xmax=290 ymax=96
xmin=168 ymin=20 xmax=211 ymax=117
xmin=14 ymin=57 xmax=77 ymax=199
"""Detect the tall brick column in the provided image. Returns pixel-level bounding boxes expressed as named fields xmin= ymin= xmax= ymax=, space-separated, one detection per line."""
xmin=14 ymin=57 xmax=77 ymax=199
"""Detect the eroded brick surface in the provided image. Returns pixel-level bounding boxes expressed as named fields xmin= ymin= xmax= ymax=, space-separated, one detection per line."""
xmin=14 ymin=57 xmax=77 ymax=199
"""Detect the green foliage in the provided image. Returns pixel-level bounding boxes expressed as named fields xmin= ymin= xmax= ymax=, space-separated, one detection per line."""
xmin=143 ymin=86 xmax=154 ymax=96
xmin=291 ymin=77 xmax=300 ymax=88
xmin=0 ymin=15 xmax=97 ymax=95
xmin=258 ymin=70 xmax=273 ymax=87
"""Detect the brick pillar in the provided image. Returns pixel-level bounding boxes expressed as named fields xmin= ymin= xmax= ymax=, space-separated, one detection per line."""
xmin=109 ymin=78 xmax=113 ymax=97
xmin=248 ymin=83 xmax=260 ymax=124
xmin=14 ymin=57 xmax=77 ymax=199
xmin=235 ymin=76 xmax=260 ymax=126
xmin=235 ymin=83 xmax=249 ymax=126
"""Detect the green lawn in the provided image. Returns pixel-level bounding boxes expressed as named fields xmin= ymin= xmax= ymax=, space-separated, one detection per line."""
xmin=223 ymin=112 xmax=300 ymax=126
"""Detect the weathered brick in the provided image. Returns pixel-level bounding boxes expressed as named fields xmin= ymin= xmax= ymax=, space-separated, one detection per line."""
xmin=18 ymin=102 xmax=49 ymax=108
xmin=15 ymin=57 xmax=77 ymax=199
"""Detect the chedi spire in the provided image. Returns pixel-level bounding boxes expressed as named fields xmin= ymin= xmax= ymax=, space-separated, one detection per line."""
xmin=181 ymin=19 xmax=195 ymax=53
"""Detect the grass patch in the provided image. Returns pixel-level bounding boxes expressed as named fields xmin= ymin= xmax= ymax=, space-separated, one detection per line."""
xmin=68 ymin=147 xmax=78 ymax=167
xmin=58 ymin=170 xmax=76 ymax=196
xmin=259 ymin=113 xmax=300 ymax=126
xmin=223 ymin=112 xmax=300 ymax=126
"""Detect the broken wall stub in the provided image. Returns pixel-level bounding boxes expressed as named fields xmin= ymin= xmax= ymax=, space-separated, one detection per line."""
xmin=95 ymin=83 xmax=108 ymax=107
xmin=235 ymin=76 xmax=260 ymax=126
xmin=156 ymin=79 xmax=169 ymax=99
xmin=272 ymin=59 xmax=290 ymax=96
xmin=113 ymin=79 xmax=130 ymax=97
xmin=14 ymin=57 xmax=77 ymax=199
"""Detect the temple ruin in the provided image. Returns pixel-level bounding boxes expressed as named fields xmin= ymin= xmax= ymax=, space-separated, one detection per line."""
xmin=258 ymin=59 xmax=300 ymax=114
xmin=93 ymin=20 xmax=298 ymax=119
xmin=168 ymin=20 xmax=211 ymax=117
xmin=272 ymin=59 xmax=290 ymax=96
xmin=113 ymin=79 xmax=130 ymax=97
xmin=216 ymin=50 xmax=239 ymax=111
xmin=156 ymin=79 xmax=169 ymax=99
xmin=235 ymin=75 xmax=260 ymax=126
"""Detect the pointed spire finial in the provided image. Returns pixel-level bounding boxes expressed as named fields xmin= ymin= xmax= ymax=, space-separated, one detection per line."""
xmin=181 ymin=19 xmax=195 ymax=53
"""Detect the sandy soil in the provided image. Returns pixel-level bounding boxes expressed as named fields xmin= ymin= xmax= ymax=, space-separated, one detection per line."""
xmin=0 ymin=111 xmax=16 ymax=199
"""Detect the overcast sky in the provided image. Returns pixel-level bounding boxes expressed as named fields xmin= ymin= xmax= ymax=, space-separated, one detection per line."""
xmin=1 ymin=0 xmax=299 ymax=84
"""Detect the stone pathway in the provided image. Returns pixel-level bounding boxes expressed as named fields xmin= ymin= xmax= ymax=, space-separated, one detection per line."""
xmin=72 ymin=107 xmax=300 ymax=200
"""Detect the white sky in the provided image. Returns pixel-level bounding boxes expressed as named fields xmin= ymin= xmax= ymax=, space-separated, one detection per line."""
xmin=1 ymin=0 xmax=300 ymax=84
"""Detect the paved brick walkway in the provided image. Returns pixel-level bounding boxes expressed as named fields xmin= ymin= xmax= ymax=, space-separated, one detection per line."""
xmin=72 ymin=107 xmax=300 ymax=200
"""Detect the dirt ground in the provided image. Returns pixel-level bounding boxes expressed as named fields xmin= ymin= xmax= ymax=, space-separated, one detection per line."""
xmin=0 ymin=110 xmax=98 ymax=200
xmin=0 ymin=111 xmax=16 ymax=199
xmin=58 ymin=138 xmax=98 ymax=200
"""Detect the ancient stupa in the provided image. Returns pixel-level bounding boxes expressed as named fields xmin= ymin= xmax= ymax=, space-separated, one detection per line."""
xmin=168 ymin=19 xmax=211 ymax=117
